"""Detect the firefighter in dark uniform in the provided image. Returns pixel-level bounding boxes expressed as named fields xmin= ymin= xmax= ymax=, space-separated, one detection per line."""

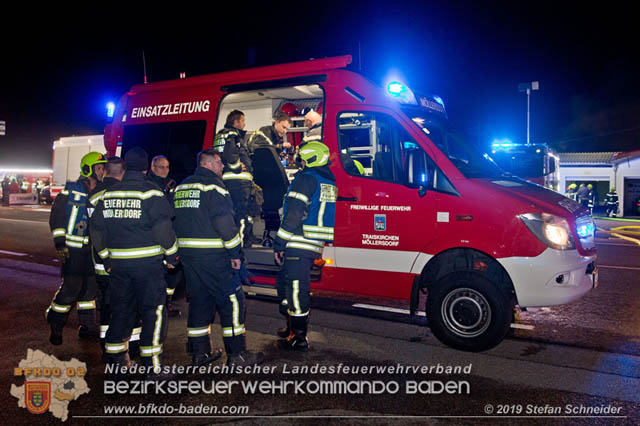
xmin=247 ymin=112 xmax=292 ymax=156
xmin=146 ymin=155 xmax=182 ymax=317
xmin=87 ymin=157 xmax=142 ymax=356
xmin=604 ymin=187 xmax=619 ymax=217
xmin=47 ymin=152 xmax=106 ymax=345
xmin=90 ymin=147 xmax=178 ymax=373
xmin=213 ymin=110 xmax=253 ymax=283
xmin=174 ymin=149 xmax=264 ymax=366
xmin=273 ymin=141 xmax=337 ymax=351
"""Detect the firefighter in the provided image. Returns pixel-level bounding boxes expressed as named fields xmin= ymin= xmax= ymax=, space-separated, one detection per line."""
xmin=273 ymin=141 xmax=337 ymax=351
xmin=147 ymin=155 xmax=182 ymax=317
xmin=587 ymin=184 xmax=597 ymax=215
xmin=87 ymin=157 xmax=142 ymax=357
xmin=90 ymin=147 xmax=178 ymax=374
xmin=174 ymin=149 xmax=264 ymax=366
xmin=604 ymin=187 xmax=619 ymax=218
xmin=36 ymin=179 xmax=44 ymax=202
xmin=213 ymin=110 xmax=253 ymax=284
xmin=148 ymin=155 xmax=177 ymax=195
xmin=47 ymin=152 xmax=106 ymax=345
xmin=577 ymin=183 xmax=590 ymax=208
xmin=292 ymin=108 xmax=323 ymax=170
xmin=565 ymin=183 xmax=577 ymax=201
xmin=247 ymin=112 xmax=293 ymax=155
xmin=302 ymin=108 xmax=323 ymax=143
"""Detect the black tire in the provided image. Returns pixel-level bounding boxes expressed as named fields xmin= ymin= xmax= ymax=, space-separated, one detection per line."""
xmin=426 ymin=271 xmax=513 ymax=352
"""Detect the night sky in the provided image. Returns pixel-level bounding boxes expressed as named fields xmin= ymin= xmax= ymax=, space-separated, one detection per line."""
xmin=1 ymin=3 xmax=639 ymax=168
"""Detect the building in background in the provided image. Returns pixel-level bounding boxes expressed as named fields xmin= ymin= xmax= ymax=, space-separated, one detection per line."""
xmin=559 ymin=151 xmax=640 ymax=217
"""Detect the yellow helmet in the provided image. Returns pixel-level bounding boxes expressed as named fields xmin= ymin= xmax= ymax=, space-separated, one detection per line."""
xmin=80 ymin=152 xmax=107 ymax=178
xmin=353 ymin=159 xmax=365 ymax=175
xmin=299 ymin=142 xmax=330 ymax=168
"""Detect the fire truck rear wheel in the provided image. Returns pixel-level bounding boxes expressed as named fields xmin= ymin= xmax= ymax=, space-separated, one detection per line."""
xmin=426 ymin=271 xmax=512 ymax=352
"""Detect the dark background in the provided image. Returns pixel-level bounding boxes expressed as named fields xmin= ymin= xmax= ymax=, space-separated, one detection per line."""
xmin=1 ymin=2 xmax=639 ymax=168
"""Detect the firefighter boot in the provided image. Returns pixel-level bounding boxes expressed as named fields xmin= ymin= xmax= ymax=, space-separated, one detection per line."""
xmin=226 ymin=350 xmax=265 ymax=367
xmin=192 ymin=348 xmax=224 ymax=367
xmin=277 ymin=315 xmax=309 ymax=352
xmin=105 ymin=352 xmax=134 ymax=382
xmin=78 ymin=309 xmax=99 ymax=339
xmin=276 ymin=301 xmax=291 ymax=338
xmin=224 ymin=334 xmax=264 ymax=366
xmin=166 ymin=295 xmax=182 ymax=317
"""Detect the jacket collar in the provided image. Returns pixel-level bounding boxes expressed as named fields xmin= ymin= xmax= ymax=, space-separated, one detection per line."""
xmin=194 ymin=166 xmax=224 ymax=183
xmin=304 ymin=164 xmax=336 ymax=182
xmin=123 ymin=170 xmax=147 ymax=181
xmin=224 ymin=124 xmax=247 ymax=138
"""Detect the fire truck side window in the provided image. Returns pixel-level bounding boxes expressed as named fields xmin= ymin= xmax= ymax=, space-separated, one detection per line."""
xmin=337 ymin=112 xmax=407 ymax=184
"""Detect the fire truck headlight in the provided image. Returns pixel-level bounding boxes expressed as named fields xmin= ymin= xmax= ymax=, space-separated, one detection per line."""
xmin=520 ymin=213 xmax=575 ymax=250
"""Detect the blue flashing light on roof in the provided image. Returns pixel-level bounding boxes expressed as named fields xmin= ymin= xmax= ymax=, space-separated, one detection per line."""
xmin=106 ymin=102 xmax=116 ymax=118
xmin=387 ymin=82 xmax=407 ymax=96
xmin=492 ymin=139 xmax=514 ymax=149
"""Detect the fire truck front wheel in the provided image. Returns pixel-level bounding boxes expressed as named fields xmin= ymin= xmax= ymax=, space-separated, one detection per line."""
xmin=426 ymin=271 xmax=513 ymax=352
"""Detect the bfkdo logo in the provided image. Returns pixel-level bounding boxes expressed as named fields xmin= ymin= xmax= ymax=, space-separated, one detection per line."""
xmin=25 ymin=382 xmax=51 ymax=415
xmin=10 ymin=349 xmax=91 ymax=422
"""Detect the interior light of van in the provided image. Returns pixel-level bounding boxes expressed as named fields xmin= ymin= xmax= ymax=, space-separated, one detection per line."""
xmin=106 ymin=102 xmax=116 ymax=118
xmin=520 ymin=213 xmax=575 ymax=250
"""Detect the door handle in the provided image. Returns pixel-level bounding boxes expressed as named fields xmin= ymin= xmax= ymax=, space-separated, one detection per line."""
xmin=337 ymin=196 xmax=358 ymax=202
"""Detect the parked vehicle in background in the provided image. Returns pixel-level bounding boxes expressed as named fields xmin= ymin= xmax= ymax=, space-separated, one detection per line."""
xmin=491 ymin=142 xmax=560 ymax=191
xmin=41 ymin=135 xmax=105 ymax=203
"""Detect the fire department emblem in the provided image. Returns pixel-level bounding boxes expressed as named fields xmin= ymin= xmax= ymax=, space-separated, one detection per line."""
xmin=374 ymin=214 xmax=386 ymax=231
xmin=25 ymin=382 xmax=51 ymax=415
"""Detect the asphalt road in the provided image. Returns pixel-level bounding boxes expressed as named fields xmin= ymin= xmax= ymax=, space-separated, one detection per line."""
xmin=1 ymin=205 xmax=639 ymax=425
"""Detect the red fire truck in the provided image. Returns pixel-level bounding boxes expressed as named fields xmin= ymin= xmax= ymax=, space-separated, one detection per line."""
xmin=104 ymin=55 xmax=597 ymax=351
xmin=490 ymin=141 xmax=560 ymax=191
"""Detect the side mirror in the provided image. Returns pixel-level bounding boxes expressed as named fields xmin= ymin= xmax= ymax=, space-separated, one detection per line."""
xmin=406 ymin=148 xmax=431 ymax=196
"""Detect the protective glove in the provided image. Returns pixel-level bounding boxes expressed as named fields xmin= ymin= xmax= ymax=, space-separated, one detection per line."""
xmin=55 ymin=247 xmax=70 ymax=264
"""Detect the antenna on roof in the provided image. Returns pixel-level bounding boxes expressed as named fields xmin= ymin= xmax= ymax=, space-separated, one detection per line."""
xmin=142 ymin=50 xmax=148 ymax=84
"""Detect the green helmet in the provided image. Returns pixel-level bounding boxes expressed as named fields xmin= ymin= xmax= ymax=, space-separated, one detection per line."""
xmin=299 ymin=142 xmax=330 ymax=168
xmin=610 ymin=187 xmax=616 ymax=192
xmin=80 ymin=152 xmax=107 ymax=178
xmin=569 ymin=183 xmax=577 ymax=189
xmin=587 ymin=184 xmax=593 ymax=189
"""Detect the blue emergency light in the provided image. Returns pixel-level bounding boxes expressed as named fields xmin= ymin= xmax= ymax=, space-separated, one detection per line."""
xmin=106 ymin=102 xmax=116 ymax=118
xmin=576 ymin=223 xmax=594 ymax=238
xmin=492 ymin=139 xmax=514 ymax=149
xmin=387 ymin=82 xmax=407 ymax=96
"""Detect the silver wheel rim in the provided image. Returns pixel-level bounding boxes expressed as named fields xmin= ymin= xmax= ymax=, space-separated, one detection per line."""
xmin=441 ymin=287 xmax=491 ymax=338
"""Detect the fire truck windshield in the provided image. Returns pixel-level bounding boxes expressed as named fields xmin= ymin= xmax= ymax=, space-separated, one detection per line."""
xmin=406 ymin=113 xmax=504 ymax=179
